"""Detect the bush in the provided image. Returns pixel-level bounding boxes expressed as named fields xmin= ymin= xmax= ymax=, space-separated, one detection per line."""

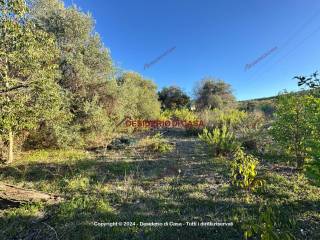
xmin=231 ymin=147 xmax=262 ymax=191
xmin=199 ymin=125 xmax=239 ymax=156
xmin=117 ymin=72 xmax=161 ymax=120
xmin=198 ymin=108 xmax=246 ymax=130
xmin=260 ymin=103 xmax=275 ymax=118
xmin=172 ymin=109 xmax=198 ymax=122
xmin=159 ymin=109 xmax=203 ymax=135
xmin=138 ymin=133 xmax=174 ymax=153
xmin=271 ymin=93 xmax=320 ymax=169
xmin=160 ymin=109 xmax=198 ymax=122
xmin=236 ymin=111 xmax=266 ymax=151
xmin=242 ymin=205 xmax=295 ymax=240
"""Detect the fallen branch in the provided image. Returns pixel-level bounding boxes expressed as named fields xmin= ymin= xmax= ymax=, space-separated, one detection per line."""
xmin=0 ymin=84 xmax=30 ymax=94
xmin=0 ymin=183 xmax=63 ymax=207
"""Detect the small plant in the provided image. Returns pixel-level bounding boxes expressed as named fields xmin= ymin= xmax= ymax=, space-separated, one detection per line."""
xmin=138 ymin=133 xmax=174 ymax=153
xmin=231 ymin=147 xmax=262 ymax=191
xmin=242 ymin=204 xmax=295 ymax=240
xmin=150 ymin=133 xmax=174 ymax=153
xmin=198 ymin=125 xmax=238 ymax=156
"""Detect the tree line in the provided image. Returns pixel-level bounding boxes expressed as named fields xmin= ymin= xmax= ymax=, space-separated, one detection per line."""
xmin=0 ymin=0 xmax=235 ymax=163
xmin=0 ymin=0 xmax=162 ymax=162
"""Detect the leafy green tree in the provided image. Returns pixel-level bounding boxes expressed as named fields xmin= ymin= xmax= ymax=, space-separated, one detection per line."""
xmin=0 ymin=0 xmax=63 ymax=162
xmin=158 ymin=86 xmax=190 ymax=110
xmin=30 ymin=0 xmax=117 ymax=146
xmin=305 ymin=96 xmax=320 ymax=159
xmin=267 ymin=72 xmax=320 ymax=174
xmin=194 ymin=78 xmax=236 ymax=110
xmin=117 ymin=72 xmax=161 ymax=120
xmin=31 ymin=0 xmax=114 ymax=95
xmin=30 ymin=0 xmax=162 ymax=145
xmin=271 ymin=93 xmax=319 ymax=169
xmin=295 ymin=72 xmax=320 ymax=158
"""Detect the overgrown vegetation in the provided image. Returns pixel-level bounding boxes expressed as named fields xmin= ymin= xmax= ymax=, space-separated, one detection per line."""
xmin=138 ymin=133 xmax=174 ymax=153
xmin=0 ymin=0 xmax=161 ymax=162
xmin=242 ymin=204 xmax=296 ymax=240
xmin=0 ymin=0 xmax=319 ymax=239
xmin=231 ymin=147 xmax=262 ymax=191
xmin=271 ymin=93 xmax=320 ymax=169
xmin=199 ymin=126 xmax=238 ymax=156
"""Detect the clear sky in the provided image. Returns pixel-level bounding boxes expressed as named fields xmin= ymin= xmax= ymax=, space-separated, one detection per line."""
xmin=64 ymin=0 xmax=320 ymax=100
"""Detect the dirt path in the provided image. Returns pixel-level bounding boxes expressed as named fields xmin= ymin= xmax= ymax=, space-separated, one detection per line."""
xmin=100 ymin=128 xmax=229 ymax=193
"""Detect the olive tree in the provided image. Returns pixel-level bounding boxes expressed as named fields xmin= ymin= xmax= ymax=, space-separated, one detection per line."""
xmin=117 ymin=72 xmax=161 ymax=119
xmin=158 ymin=86 xmax=190 ymax=110
xmin=29 ymin=0 xmax=117 ymax=146
xmin=194 ymin=78 xmax=236 ymax=110
xmin=0 ymin=0 xmax=63 ymax=162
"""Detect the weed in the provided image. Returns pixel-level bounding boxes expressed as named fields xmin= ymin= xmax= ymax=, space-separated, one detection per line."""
xmin=231 ymin=147 xmax=263 ymax=191
xmin=199 ymin=125 xmax=239 ymax=156
xmin=242 ymin=204 xmax=295 ymax=240
xmin=138 ymin=133 xmax=174 ymax=153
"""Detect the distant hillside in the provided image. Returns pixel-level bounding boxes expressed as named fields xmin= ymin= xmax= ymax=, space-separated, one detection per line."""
xmin=239 ymin=95 xmax=278 ymax=104
xmin=238 ymin=89 xmax=311 ymax=104
xmin=238 ymin=89 xmax=311 ymax=116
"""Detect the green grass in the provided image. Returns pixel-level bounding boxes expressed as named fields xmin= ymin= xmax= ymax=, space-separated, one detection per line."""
xmin=0 ymin=135 xmax=319 ymax=240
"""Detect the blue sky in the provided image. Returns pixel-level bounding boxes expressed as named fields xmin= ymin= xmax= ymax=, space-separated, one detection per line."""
xmin=64 ymin=0 xmax=320 ymax=100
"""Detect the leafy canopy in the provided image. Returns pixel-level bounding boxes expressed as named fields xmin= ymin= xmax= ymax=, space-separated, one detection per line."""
xmin=158 ymin=86 xmax=190 ymax=110
xmin=0 ymin=0 xmax=63 ymax=134
xmin=194 ymin=77 xmax=236 ymax=110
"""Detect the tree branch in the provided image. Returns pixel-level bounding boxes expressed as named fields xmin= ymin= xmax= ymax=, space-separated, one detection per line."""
xmin=0 ymin=84 xmax=30 ymax=94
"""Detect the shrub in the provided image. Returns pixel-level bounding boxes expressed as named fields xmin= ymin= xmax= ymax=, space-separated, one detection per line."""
xmin=231 ymin=147 xmax=262 ymax=191
xmin=236 ymin=111 xmax=266 ymax=151
xmin=198 ymin=125 xmax=239 ymax=156
xmin=271 ymin=93 xmax=320 ymax=169
xmin=242 ymin=205 xmax=295 ymax=240
xmin=159 ymin=109 xmax=203 ymax=135
xmin=117 ymin=72 xmax=161 ymax=120
xmin=159 ymin=110 xmax=172 ymax=121
xmin=138 ymin=133 xmax=174 ymax=153
xmin=160 ymin=109 xmax=198 ymax=122
xmin=198 ymin=108 xmax=247 ymax=130
xmin=260 ymin=103 xmax=275 ymax=118
xmin=172 ymin=108 xmax=198 ymax=122
xmin=237 ymin=111 xmax=265 ymax=133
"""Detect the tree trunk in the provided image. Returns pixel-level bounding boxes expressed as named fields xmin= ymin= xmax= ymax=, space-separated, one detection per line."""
xmin=8 ymin=130 xmax=13 ymax=164
xmin=296 ymin=155 xmax=304 ymax=170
